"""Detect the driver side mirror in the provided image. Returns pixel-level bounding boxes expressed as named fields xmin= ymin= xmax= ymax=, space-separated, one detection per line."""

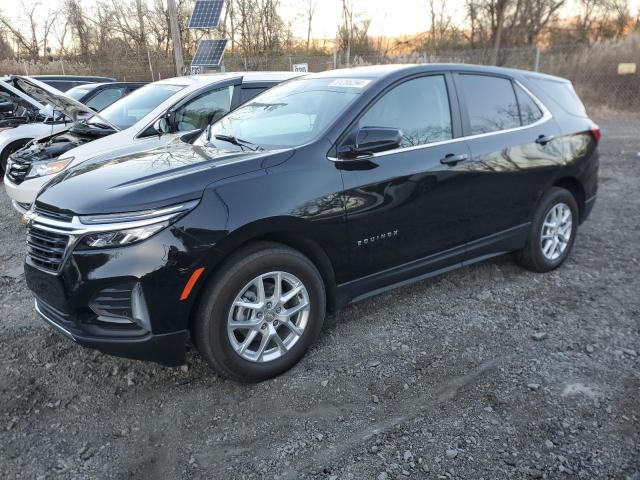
xmin=338 ymin=127 xmax=402 ymax=159
xmin=153 ymin=116 xmax=171 ymax=136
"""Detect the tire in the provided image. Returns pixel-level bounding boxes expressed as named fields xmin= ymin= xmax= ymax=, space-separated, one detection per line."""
xmin=516 ymin=187 xmax=579 ymax=273
xmin=193 ymin=241 xmax=326 ymax=382
xmin=0 ymin=140 xmax=29 ymax=174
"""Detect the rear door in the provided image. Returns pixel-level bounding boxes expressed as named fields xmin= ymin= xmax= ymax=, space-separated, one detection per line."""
xmin=339 ymin=73 xmax=473 ymax=295
xmin=454 ymin=72 xmax=564 ymax=255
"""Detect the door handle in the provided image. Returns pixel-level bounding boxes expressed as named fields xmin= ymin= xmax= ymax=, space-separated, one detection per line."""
xmin=440 ymin=153 xmax=469 ymax=166
xmin=535 ymin=134 xmax=555 ymax=145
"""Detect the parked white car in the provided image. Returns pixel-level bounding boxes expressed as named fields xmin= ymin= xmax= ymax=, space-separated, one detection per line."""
xmin=0 ymin=78 xmax=71 ymax=171
xmin=4 ymin=72 xmax=302 ymax=212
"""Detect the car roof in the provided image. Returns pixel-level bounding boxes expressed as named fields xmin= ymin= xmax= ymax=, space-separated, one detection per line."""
xmin=72 ymin=81 xmax=146 ymax=89
xmin=152 ymin=71 xmax=303 ymax=88
xmin=30 ymin=75 xmax=116 ymax=82
xmin=308 ymin=63 xmax=569 ymax=83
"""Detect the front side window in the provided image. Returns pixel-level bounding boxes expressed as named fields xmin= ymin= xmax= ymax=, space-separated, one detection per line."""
xmin=358 ymin=75 xmax=452 ymax=148
xmin=87 ymin=83 xmax=185 ymax=130
xmin=459 ymin=74 xmax=520 ymax=134
xmin=173 ymin=85 xmax=234 ymax=132
xmin=514 ymin=84 xmax=543 ymax=125
xmin=203 ymin=77 xmax=363 ymax=149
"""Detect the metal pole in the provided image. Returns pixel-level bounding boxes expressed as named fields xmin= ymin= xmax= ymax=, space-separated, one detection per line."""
xmin=533 ymin=47 xmax=540 ymax=72
xmin=168 ymin=0 xmax=185 ymax=76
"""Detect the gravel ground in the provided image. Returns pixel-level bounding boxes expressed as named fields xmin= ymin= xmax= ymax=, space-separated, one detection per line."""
xmin=0 ymin=112 xmax=639 ymax=480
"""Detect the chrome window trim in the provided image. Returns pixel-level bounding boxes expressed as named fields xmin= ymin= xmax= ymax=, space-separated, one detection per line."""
xmin=328 ymin=79 xmax=552 ymax=162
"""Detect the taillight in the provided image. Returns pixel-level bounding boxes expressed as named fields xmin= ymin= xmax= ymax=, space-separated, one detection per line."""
xmin=590 ymin=124 xmax=601 ymax=144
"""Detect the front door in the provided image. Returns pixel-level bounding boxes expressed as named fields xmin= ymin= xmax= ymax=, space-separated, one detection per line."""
xmin=338 ymin=73 xmax=473 ymax=297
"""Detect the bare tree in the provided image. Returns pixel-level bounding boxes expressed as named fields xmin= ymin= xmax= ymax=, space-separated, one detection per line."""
xmin=490 ymin=0 xmax=509 ymax=64
xmin=305 ymin=0 xmax=316 ymax=52
xmin=0 ymin=0 xmax=61 ymax=61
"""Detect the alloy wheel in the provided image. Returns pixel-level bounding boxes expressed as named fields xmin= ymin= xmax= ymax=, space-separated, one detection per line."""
xmin=540 ymin=202 xmax=573 ymax=261
xmin=226 ymin=271 xmax=310 ymax=362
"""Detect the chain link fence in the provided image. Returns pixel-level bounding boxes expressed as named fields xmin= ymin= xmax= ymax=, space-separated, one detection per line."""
xmin=1 ymin=38 xmax=638 ymax=111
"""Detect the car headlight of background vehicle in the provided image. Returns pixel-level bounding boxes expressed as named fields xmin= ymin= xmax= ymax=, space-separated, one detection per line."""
xmin=75 ymin=200 xmax=199 ymax=249
xmin=26 ymin=156 xmax=74 ymax=179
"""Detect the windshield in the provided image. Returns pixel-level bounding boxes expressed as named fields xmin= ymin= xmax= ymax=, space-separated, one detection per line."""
xmin=66 ymin=85 xmax=93 ymax=101
xmin=201 ymin=77 xmax=365 ymax=149
xmin=87 ymin=83 xmax=184 ymax=130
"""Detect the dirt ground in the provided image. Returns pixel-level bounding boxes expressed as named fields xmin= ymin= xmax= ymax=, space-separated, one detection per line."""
xmin=0 ymin=112 xmax=638 ymax=480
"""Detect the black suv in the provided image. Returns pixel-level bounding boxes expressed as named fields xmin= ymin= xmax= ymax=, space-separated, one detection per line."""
xmin=24 ymin=65 xmax=599 ymax=382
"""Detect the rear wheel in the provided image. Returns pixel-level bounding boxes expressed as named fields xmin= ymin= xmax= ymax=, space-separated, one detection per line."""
xmin=194 ymin=242 xmax=326 ymax=382
xmin=516 ymin=187 xmax=579 ymax=272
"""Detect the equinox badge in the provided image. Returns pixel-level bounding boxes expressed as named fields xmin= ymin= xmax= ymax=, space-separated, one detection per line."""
xmin=357 ymin=229 xmax=399 ymax=247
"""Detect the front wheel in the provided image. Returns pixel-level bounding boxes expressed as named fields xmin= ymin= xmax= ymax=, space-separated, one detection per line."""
xmin=516 ymin=187 xmax=579 ymax=272
xmin=193 ymin=242 xmax=326 ymax=382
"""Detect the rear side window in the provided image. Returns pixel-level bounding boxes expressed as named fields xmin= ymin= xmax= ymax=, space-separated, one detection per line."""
xmin=514 ymin=84 xmax=543 ymax=125
xmin=85 ymin=87 xmax=127 ymax=111
xmin=527 ymin=77 xmax=587 ymax=117
xmin=359 ymin=75 xmax=452 ymax=148
xmin=459 ymin=74 xmax=520 ymax=134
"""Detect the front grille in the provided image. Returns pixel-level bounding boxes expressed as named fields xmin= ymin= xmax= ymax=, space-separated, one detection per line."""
xmin=33 ymin=206 xmax=73 ymax=222
xmin=6 ymin=149 xmax=33 ymax=185
xmin=26 ymin=225 xmax=70 ymax=273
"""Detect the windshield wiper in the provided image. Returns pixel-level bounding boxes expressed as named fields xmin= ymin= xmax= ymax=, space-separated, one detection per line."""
xmin=88 ymin=121 xmax=116 ymax=131
xmin=214 ymin=134 xmax=263 ymax=152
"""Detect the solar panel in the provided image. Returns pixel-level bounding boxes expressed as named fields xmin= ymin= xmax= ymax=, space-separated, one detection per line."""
xmin=188 ymin=0 xmax=224 ymax=29
xmin=191 ymin=39 xmax=228 ymax=66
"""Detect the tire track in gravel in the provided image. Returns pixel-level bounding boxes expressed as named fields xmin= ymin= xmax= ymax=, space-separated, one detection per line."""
xmin=193 ymin=356 xmax=502 ymax=476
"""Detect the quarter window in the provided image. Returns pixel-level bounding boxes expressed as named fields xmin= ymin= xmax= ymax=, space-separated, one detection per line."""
xmin=514 ymin=84 xmax=543 ymax=125
xmin=459 ymin=75 xmax=520 ymax=134
xmin=358 ymin=75 xmax=452 ymax=148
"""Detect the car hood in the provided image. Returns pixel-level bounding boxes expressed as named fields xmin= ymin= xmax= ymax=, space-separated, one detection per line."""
xmin=12 ymin=76 xmax=119 ymax=130
xmin=0 ymin=79 xmax=45 ymax=112
xmin=36 ymin=139 xmax=293 ymax=215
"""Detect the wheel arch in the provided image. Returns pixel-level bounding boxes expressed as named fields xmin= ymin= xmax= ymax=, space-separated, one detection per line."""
xmin=0 ymin=137 xmax=33 ymax=171
xmin=552 ymin=176 xmax=586 ymax=222
xmin=187 ymin=224 xmax=339 ymax=336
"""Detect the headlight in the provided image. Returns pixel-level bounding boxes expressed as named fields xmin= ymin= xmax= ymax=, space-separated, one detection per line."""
xmin=76 ymin=200 xmax=199 ymax=250
xmin=79 ymin=223 xmax=169 ymax=248
xmin=26 ymin=157 xmax=74 ymax=179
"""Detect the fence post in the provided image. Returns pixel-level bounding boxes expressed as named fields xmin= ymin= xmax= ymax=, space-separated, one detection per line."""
xmin=534 ymin=47 xmax=540 ymax=72
xmin=333 ymin=49 xmax=337 ymax=70
xmin=289 ymin=55 xmax=292 ymax=71
xmin=423 ymin=51 xmax=427 ymax=64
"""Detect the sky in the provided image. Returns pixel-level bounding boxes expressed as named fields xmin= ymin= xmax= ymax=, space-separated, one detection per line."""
xmin=1 ymin=0 xmax=639 ymax=41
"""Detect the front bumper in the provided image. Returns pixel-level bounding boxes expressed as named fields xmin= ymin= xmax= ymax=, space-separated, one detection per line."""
xmin=4 ymin=172 xmax=51 ymax=205
xmin=23 ymin=208 xmax=219 ymax=366
xmin=35 ymin=297 xmax=188 ymax=366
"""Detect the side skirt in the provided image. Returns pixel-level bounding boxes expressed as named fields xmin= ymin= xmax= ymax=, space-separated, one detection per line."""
xmin=335 ymin=223 xmax=529 ymax=307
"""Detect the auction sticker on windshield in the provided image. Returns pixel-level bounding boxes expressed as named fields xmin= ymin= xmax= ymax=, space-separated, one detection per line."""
xmin=328 ymin=79 xmax=371 ymax=88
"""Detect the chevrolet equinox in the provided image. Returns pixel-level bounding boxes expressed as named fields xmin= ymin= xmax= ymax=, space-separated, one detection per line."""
xmin=23 ymin=65 xmax=599 ymax=382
